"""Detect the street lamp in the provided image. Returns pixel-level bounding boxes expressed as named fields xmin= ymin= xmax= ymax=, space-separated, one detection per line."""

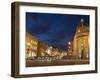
xmin=68 ymin=41 xmax=71 ymax=45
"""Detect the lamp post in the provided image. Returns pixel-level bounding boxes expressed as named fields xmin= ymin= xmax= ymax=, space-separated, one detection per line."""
xmin=67 ymin=41 xmax=72 ymax=56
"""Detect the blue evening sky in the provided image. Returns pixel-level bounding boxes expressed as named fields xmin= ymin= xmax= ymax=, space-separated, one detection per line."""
xmin=26 ymin=12 xmax=89 ymax=50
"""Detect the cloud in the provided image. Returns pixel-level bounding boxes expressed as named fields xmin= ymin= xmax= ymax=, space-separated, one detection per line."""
xmin=32 ymin=22 xmax=51 ymax=34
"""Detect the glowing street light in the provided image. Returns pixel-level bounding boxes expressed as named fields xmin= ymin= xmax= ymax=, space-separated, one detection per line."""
xmin=68 ymin=41 xmax=71 ymax=45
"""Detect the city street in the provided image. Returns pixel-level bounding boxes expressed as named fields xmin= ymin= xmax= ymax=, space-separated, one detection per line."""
xmin=26 ymin=59 xmax=89 ymax=67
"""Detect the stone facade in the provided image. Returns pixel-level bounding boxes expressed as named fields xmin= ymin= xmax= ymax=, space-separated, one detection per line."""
xmin=26 ymin=32 xmax=38 ymax=58
xmin=73 ymin=19 xmax=89 ymax=59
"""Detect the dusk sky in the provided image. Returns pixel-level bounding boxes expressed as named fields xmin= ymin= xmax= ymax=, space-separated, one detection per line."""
xmin=26 ymin=12 xmax=89 ymax=50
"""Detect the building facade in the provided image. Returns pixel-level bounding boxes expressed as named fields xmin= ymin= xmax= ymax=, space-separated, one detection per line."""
xmin=26 ymin=32 xmax=38 ymax=58
xmin=37 ymin=41 xmax=49 ymax=56
xmin=73 ymin=19 xmax=89 ymax=59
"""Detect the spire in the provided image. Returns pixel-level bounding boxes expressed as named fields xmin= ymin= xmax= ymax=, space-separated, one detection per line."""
xmin=81 ymin=18 xmax=84 ymax=23
xmin=81 ymin=18 xmax=84 ymax=27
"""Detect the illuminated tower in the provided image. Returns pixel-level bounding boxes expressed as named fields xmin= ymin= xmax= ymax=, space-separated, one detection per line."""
xmin=73 ymin=19 xmax=89 ymax=59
